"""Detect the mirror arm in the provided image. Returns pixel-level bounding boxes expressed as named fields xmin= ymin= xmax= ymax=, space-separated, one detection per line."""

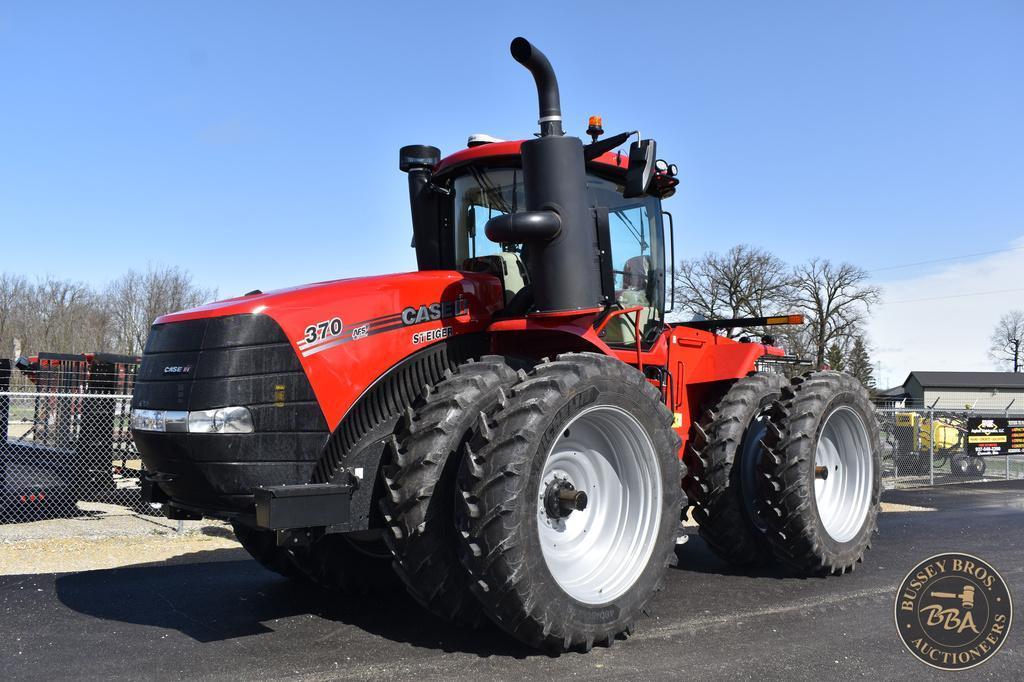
xmin=583 ymin=130 xmax=636 ymax=161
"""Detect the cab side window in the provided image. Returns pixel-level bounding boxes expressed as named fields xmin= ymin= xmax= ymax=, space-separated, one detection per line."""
xmin=607 ymin=205 xmax=653 ymax=310
xmin=586 ymin=175 xmax=664 ymax=347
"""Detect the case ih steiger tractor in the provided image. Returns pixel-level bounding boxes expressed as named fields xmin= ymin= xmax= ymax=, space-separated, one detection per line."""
xmin=131 ymin=38 xmax=881 ymax=652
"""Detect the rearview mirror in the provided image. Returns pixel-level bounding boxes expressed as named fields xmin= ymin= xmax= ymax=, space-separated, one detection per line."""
xmin=623 ymin=139 xmax=656 ymax=198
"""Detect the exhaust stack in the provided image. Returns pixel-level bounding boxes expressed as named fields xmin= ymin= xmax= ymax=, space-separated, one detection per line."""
xmin=509 ymin=37 xmax=563 ymax=138
xmin=485 ymin=38 xmax=604 ymax=314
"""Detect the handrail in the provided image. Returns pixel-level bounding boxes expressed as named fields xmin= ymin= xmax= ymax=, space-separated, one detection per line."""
xmin=594 ymin=306 xmax=645 ymax=373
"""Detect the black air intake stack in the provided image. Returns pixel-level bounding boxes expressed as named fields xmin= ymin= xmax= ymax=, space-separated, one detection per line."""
xmin=400 ymin=144 xmax=444 ymax=270
xmin=485 ymin=38 xmax=604 ymax=314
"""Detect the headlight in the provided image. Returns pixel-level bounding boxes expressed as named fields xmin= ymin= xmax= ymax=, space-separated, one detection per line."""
xmin=188 ymin=406 xmax=254 ymax=434
xmin=131 ymin=406 xmax=254 ymax=434
xmin=131 ymin=409 xmax=169 ymax=432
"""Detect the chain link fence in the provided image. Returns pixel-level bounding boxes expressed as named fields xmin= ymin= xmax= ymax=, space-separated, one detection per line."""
xmin=1 ymin=391 xmax=152 ymax=523
xmin=878 ymin=407 xmax=1024 ymax=489
xmin=1 ymin=355 xmax=156 ymax=526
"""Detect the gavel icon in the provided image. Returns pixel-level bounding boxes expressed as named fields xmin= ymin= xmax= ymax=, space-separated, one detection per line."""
xmin=930 ymin=584 xmax=975 ymax=609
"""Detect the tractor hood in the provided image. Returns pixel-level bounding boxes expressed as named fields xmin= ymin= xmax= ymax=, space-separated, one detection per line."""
xmin=149 ymin=271 xmax=504 ymax=429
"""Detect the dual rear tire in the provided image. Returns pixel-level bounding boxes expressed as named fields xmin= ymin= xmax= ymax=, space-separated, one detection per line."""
xmin=684 ymin=372 xmax=787 ymax=566
xmin=687 ymin=371 xmax=881 ymax=575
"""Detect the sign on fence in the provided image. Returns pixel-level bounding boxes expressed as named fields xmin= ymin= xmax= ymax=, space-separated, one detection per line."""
xmin=966 ymin=417 xmax=1024 ymax=457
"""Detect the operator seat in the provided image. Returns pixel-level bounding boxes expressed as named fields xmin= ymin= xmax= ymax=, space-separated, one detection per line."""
xmin=463 ymin=252 xmax=530 ymax=306
xmin=604 ymin=255 xmax=653 ymax=346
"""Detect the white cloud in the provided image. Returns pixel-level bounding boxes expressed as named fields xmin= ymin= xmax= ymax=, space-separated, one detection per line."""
xmin=868 ymin=236 xmax=1024 ymax=389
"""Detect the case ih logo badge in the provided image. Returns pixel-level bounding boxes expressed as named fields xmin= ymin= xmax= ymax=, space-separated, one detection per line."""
xmin=162 ymin=365 xmax=192 ymax=375
xmin=895 ymin=552 xmax=1012 ymax=670
xmin=401 ymin=298 xmax=468 ymax=326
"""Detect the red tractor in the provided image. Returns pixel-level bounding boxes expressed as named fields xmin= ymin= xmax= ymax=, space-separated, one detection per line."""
xmin=132 ymin=38 xmax=881 ymax=652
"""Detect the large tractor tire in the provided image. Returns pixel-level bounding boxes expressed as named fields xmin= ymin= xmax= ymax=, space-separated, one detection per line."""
xmin=457 ymin=353 xmax=683 ymax=652
xmin=380 ymin=356 xmax=518 ymax=626
xmin=761 ymin=372 xmax=881 ymax=575
xmin=685 ymin=372 xmax=788 ymax=566
xmin=230 ymin=521 xmax=305 ymax=581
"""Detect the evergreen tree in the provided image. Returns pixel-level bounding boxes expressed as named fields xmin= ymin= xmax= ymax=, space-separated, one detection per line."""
xmin=825 ymin=343 xmax=845 ymax=371
xmin=847 ymin=337 xmax=875 ymax=390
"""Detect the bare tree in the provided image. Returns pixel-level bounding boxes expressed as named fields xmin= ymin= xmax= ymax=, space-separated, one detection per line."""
xmin=105 ymin=266 xmax=215 ymax=355
xmin=0 ymin=272 xmax=31 ymax=357
xmin=27 ymin=277 xmax=97 ymax=354
xmin=789 ymin=259 xmax=881 ymax=368
xmin=989 ymin=310 xmax=1024 ymax=372
xmin=672 ymin=245 xmax=792 ymax=337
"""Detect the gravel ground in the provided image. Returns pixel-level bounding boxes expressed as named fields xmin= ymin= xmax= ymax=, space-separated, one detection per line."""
xmin=0 ymin=500 xmax=225 ymax=542
xmin=0 ymin=532 xmax=242 ymax=575
xmin=0 ymin=501 xmax=236 ymax=575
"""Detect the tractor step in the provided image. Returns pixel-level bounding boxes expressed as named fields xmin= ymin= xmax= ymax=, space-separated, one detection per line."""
xmin=254 ymin=482 xmax=352 ymax=539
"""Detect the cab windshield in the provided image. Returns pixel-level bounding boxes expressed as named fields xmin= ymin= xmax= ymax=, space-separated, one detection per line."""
xmin=452 ymin=167 xmax=666 ymax=319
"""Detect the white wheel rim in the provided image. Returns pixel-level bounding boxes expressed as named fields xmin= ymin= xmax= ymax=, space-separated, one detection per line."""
xmin=813 ymin=406 xmax=873 ymax=543
xmin=536 ymin=405 xmax=662 ymax=605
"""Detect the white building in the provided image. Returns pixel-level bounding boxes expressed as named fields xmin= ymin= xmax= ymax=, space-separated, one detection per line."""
xmin=902 ymin=371 xmax=1024 ymax=411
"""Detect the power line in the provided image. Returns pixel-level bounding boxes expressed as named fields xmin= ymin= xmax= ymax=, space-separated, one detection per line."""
xmin=868 ymin=246 xmax=1024 ymax=273
xmin=880 ymin=287 xmax=1024 ymax=305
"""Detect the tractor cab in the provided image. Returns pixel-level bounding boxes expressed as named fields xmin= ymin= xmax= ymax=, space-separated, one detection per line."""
xmin=402 ymin=139 xmax=678 ymax=348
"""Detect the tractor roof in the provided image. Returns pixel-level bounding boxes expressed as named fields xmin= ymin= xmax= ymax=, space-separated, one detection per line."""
xmin=434 ymin=139 xmax=628 ymax=177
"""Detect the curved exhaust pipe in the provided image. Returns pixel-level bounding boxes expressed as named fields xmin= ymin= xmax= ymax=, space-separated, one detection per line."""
xmin=482 ymin=37 xmax=604 ymax=314
xmin=510 ymin=37 xmax=563 ymax=137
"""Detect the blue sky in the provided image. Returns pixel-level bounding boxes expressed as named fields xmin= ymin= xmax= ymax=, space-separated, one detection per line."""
xmin=1 ymin=2 xmax=1022 ymax=383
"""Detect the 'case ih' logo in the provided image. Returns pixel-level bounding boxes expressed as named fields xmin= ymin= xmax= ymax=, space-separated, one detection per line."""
xmin=163 ymin=365 xmax=192 ymax=375
xmin=401 ymin=298 xmax=468 ymax=326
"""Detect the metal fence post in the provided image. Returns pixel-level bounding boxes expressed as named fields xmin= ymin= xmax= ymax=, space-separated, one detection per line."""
xmin=0 ymin=360 xmax=10 ymax=437
xmin=929 ymin=408 xmax=935 ymax=486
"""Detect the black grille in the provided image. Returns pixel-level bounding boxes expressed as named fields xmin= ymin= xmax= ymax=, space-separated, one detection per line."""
xmin=133 ymin=314 xmax=328 ymax=511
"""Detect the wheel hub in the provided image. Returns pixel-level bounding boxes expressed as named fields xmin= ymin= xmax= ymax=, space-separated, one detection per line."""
xmin=543 ymin=477 xmax=588 ymax=519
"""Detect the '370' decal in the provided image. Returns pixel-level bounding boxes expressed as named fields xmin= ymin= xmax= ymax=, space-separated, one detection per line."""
xmin=297 ymin=316 xmax=344 ymax=355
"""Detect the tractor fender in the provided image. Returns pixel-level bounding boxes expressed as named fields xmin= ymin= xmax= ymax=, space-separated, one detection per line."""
xmin=308 ymin=333 xmax=490 ymax=530
xmin=487 ymin=312 xmax=614 ymax=360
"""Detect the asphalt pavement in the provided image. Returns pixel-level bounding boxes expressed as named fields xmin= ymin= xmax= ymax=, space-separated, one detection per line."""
xmin=2 ymin=481 xmax=1023 ymax=681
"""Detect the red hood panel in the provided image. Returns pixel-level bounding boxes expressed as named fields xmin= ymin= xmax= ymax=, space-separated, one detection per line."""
xmin=157 ymin=271 xmax=504 ymax=430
